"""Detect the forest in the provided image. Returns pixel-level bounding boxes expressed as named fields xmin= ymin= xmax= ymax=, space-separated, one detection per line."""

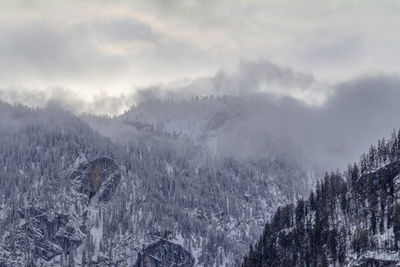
xmin=243 ymin=130 xmax=400 ymax=266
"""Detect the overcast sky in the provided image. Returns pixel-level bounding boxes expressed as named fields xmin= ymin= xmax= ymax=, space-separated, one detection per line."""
xmin=1 ymin=0 xmax=400 ymax=110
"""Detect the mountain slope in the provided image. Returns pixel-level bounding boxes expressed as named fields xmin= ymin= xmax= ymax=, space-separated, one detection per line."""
xmin=119 ymin=96 xmax=309 ymax=164
xmin=0 ymin=101 xmax=313 ymax=266
xmin=242 ymin=130 xmax=400 ymax=266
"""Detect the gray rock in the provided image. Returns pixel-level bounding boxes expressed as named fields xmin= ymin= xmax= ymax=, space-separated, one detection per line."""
xmin=72 ymin=157 xmax=119 ymax=201
xmin=135 ymin=240 xmax=194 ymax=267
xmin=356 ymin=258 xmax=398 ymax=267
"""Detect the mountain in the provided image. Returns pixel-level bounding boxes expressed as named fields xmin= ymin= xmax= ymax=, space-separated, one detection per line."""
xmin=119 ymin=96 xmax=308 ymax=164
xmin=242 ymin=130 xmax=400 ymax=266
xmin=120 ymin=96 xmax=247 ymax=141
xmin=0 ymin=101 xmax=314 ymax=266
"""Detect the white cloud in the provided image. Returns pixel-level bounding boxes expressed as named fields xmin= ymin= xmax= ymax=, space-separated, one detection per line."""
xmin=0 ymin=0 xmax=399 ymax=99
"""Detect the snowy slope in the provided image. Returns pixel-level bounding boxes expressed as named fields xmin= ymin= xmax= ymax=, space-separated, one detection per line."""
xmin=120 ymin=97 xmax=248 ymax=144
xmin=0 ymin=101 xmax=314 ymax=266
xmin=119 ymin=96 xmax=308 ymax=164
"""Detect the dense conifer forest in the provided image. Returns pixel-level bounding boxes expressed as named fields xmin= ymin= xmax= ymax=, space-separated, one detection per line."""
xmin=242 ymin=130 xmax=400 ymax=266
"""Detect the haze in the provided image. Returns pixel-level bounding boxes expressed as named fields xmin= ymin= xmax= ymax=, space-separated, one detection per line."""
xmin=1 ymin=0 xmax=400 ymax=171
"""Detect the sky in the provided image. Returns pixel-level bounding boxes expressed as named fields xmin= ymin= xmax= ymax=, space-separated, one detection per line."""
xmin=1 ymin=0 xmax=400 ymax=114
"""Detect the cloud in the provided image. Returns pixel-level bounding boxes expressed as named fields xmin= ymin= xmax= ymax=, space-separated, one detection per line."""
xmin=0 ymin=20 xmax=129 ymax=88
xmin=2 ymin=59 xmax=400 ymax=173
xmin=131 ymin=59 xmax=330 ymax=105
xmin=2 ymin=0 xmax=400 ymax=175
xmin=0 ymin=86 xmax=135 ymax=116
xmin=317 ymin=74 xmax=400 ymax=163
xmin=0 ymin=2 xmax=221 ymax=90
xmin=1 ymin=0 xmax=400 ymax=96
xmin=125 ymin=66 xmax=400 ymax=172
xmin=0 ymin=59 xmax=327 ymax=115
xmin=222 ymin=74 xmax=400 ymax=171
xmin=301 ymin=32 xmax=364 ymax=67
xmin=97 ymin=17 xmax=157 ymax=42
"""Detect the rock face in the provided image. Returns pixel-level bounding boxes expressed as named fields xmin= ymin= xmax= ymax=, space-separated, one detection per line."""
xmin=356 ymin=258 xmax=398 ymax=267
xmin=1 ymin=208 xmax=85 ymax=266
xmin=135 ymin=240 xmax=195 ymax=267
xmin=10 ymin=207 xmax=84 ymax=262
xmin=0 ymin=157 xmax=121 ymax=266
xmin=72 ymin=157 xmax=121 ymax=201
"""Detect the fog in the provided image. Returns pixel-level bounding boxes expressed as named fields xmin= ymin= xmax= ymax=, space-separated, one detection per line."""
xmin=1 ymin=60 xmax=400 ymax=172
xmin=126 ymin=61 xmax=400 ymax=171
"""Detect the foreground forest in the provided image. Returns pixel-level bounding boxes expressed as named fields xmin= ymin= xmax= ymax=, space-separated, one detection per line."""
xmin=243 ymin=130 xmax=400 ymax=266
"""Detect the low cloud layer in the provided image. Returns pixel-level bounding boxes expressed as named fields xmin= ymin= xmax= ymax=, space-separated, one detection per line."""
xmin=0 ymin=60 xmax=327 ymax=115
xmin=133 ymin=60 xmax=331 ymax=105
xmin=125 ymin=63 xmax=400 ymax=171
xmin=1 ymin=59 xmax=400 ymax=172
xmin=0 ymin=86 xmax=135 ymax=115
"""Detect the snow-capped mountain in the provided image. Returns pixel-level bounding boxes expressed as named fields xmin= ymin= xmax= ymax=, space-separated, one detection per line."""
xmin=119 ymin=96 xmax=311 ymax=166
xmin=0 ymin=101 xmax=314 ymax=266
xmin=120 ymin=96 xmax=247 ymax=141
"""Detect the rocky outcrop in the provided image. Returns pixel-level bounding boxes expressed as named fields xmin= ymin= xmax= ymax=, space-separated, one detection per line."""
xmin=0 ymin=157 xmax=122 ymax=266
xmin=2 ymin=207 xmax=85 ymax=264
xmin=72 ymin=157 xmax=121 ymax=202
xmin=135 ymin=240 xmax=194 ymax=267
xmin=356 ymin=258 xmax=398 ymax=267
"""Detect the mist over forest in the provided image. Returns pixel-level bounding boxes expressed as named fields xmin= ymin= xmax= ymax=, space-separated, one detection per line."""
xmin=1 ymin=1 xmax=400 ymax=266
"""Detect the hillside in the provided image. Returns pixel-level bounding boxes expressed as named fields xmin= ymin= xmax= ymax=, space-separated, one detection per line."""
xmin=119 ymin=96 xmax=309 ymax=165
xmin=242 ymin=130 xmax=400 ymax=266
xmin=0 ymin=101 xmax=313 ymax=266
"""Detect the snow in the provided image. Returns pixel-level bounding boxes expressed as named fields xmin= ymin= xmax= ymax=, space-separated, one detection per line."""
xmin=191 ymin=237 xmax=203 ymax=267
xmin=394 ymin=174 xmax=400 ymax=203
xmin=171 ymin=232 xmax=185 ymax=247
xmin=74 ymin=153 xmax=88 ymax=169
xmin=90 ymin=211 xmax=103 ymax=258
xmin=165 ymin=162 xmax=174 ymax=177
xmin=0 ymin=100 xmax=317 ymax=267
xmin=18 ymin=218 xmax=26 ymax=227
